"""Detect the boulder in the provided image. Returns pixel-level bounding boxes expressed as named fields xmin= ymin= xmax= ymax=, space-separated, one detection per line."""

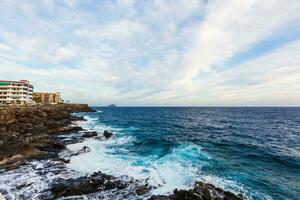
xmin=74 ymin=146 xmax=91 ymax=156
xmin=136 ymin=185 xmax=151 ymax=196
xmin=149 ymin=195 xmax=172 ymax=200
xmin=0 ymin=109 xmax=17 ymax=125
xmin=104 ymin=180 xmax=128 ymax=190
xmin=51 ymin=171 xmax=127 ymax=198
xmin=82 ymin=131 xmax=98 ymax=138
xmin=149 ymin=181 xmax=245 ymax=200
xmin=103 ymin=130 xmax=113 ymax=139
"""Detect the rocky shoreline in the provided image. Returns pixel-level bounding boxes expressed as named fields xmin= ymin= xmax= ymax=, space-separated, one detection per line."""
xmin=0 ymin=104 xmax=245 ymax=200
xmin=0 ymin=104 xmax=94 ymax=169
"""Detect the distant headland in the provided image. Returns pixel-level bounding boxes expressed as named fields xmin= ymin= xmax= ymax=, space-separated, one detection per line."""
xmin=107 ymin=104 xmax=117 ymax=107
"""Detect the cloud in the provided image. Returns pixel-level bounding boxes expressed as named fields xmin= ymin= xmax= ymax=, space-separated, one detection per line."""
xmin=165 ymin=39 xmax=300 ymax=106
xmin=54 ymin=44 xmax=81 ymax=62
xmin=74 ymin=20 xmax=147 ymax=41
xmin=64 ymin=0 xmax=77 ymax=7
xmin=183 ymin=0 xmax=300 ymax=77
xmin=0 ymin=0 xmax=299 ymax=106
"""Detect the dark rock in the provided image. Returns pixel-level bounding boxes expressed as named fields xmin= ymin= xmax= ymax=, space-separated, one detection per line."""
xmin=70 ymin=115 xmax=85 ymax=121
xmin=74 ymin=146 xmax=91 ymax=156
xmin=82 ymin=131 xmax=98 ymax=138
xmin=224 ymin=191 xmax=244 ymax=200
xmin=149 ymin=181 xmax=245 ymax=200
xmin=136 ymin=185 xmax=151 ymax=195
xmin=103 ymin=130 xmax=113 ymax=139
xmin=55 ymin=126 xmax=83 ymax=134
xmin=50 ymin=141 xmax=65 ymax=150
xmin=149 ymin=195 xmax=173 ymax=200
xmin=51 ymin=171 xmax=128 ymax=198
xmin=54 ymin=157 xmax=70 ymax=164
xmin=0 ymin=104 xmax=94 ymax=168
xmin=237 ymin=193 xmax=246 ymax=199
xmin=104 ymin=180 xmax=128 ymax=190
xmin=202 ymin=188 xmax=211 ymax=199
xmin=173 ymin=189 xmax=202 ymax=200
xmin=16 ymin=182 xmax=33 ymax=190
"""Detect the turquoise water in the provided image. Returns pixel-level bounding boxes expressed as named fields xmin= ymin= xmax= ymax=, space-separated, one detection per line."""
xmin=70 ymin=107 xmax=300 ymax=200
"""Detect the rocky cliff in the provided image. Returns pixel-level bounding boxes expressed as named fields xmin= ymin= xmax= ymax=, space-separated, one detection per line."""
xmin=0 ymin=104 xmax=95 ymax=167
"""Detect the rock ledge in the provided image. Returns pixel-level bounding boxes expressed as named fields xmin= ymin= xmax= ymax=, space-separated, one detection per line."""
xmin=0 ymin=104 xmax=95 ymax=168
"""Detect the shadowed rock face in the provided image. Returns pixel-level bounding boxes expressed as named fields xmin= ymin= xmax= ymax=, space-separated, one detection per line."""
xmin=0 ymin=104 xmax=95 ymax=168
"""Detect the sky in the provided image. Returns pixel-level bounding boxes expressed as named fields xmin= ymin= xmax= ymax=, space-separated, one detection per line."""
xmin=0 ymin=0 xmax=299 ymax=106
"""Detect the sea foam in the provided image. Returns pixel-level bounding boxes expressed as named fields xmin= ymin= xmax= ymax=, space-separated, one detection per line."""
xmin=67 ymin=117 xmax=243 ymax=196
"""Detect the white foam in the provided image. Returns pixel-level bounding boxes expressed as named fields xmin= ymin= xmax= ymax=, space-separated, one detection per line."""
xmin=68 ymin=117 xmax=213 ymax=194
xmin=0 ymin=160 xmax=79 ymax=200
xmin=67 ymin=135 xmax=210 ymax=195
xmin=67 ymin=114 xmax=268 ymax=199
xmin=0 ymin=113 xmax=269 ymax=200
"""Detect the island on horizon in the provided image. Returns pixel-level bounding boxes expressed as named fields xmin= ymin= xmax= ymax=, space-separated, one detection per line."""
xmin=106 ymin=104 xmax=117 ymax=108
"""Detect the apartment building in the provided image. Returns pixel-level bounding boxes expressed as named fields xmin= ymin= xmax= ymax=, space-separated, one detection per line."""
xmin=0 ymin=80 xmax=34 ymax=105
xmin=33 ymin=92 xmax=62 ymax=104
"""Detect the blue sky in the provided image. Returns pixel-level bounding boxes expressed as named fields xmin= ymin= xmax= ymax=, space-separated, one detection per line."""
xmin=0 ymin=0 xmax=299 ymax=106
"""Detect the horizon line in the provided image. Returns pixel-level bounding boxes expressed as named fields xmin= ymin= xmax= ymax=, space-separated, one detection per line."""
xmin=89 ymin=105 xmax=300 ymax=108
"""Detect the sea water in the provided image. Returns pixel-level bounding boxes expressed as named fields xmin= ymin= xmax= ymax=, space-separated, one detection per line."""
xmin=68 ymin=107 xmax=300 ymax=200
xmin=0 ymin=107 xmax=299 ymax=200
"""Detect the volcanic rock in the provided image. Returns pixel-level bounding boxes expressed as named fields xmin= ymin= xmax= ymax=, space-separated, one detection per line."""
xmin=103 ymin=130 xmax=113 ymax=139
xmin=51 ymin=171 xmax=128 ymax=198
xmin=149 ymin=181 xmax=245 ymax=200
xmin=0 ymin=104 xmax=95 ymax=168
xmin=136 ymin=185 xmax=152 ymax=196
xmin=75 ymin=146 xmax=91 ymax=155
xmin=82 ymin=131 xmax=98 ymax=138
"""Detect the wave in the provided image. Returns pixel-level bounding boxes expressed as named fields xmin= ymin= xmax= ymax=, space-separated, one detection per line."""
xmin=67 ymin=141 xmax=206 ymax=194
xmin=0 ymin=159 xmax=80 ymax=200
xmin=67 ymin=117 xmax=251 ymax=196
xmin=1 ymin=110 xmax=280 ymax=200
xmin=64 ymin=113 xmax=276 ymax=200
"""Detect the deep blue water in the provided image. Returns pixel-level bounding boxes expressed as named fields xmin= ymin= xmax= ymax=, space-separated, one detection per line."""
xmin=73 ymin=107 xmax=300 ymax=200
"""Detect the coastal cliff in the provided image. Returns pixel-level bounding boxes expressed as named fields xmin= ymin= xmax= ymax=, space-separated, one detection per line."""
xmin=0 ymin=104 xmax=95 ymax=168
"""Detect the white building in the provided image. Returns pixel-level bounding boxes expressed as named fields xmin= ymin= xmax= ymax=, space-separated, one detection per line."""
xmin=0 ymin=80 xmax=34 ymax=105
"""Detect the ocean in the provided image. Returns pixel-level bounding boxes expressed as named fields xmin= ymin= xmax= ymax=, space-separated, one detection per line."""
xmin=69 ymin=107 xmax=300 ymax=200
xmin=1 ymin=107 xmax=299 ymax=200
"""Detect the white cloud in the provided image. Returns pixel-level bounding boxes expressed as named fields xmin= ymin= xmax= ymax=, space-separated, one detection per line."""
xmin=0 ymin=0 xmax=299 ymax=105
xmin=116 ymin=0 xmax=135 ymax=9
xmin=75 ymin=20 xmax=147 ymax=41
xmin=166 ymin=39 xmax=300 ymax=106
xmin=145 ymin=0 xmax=202 ymax=22
xmin=183 ymin=0 xmax=300 ymax=78
xmin=64 ymin=0 xmax=77 ymax=7
xmin=54 ymin=44 xmax=80 ymax=62
xmin=0 ymin=43 xmax=12 ymax=51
